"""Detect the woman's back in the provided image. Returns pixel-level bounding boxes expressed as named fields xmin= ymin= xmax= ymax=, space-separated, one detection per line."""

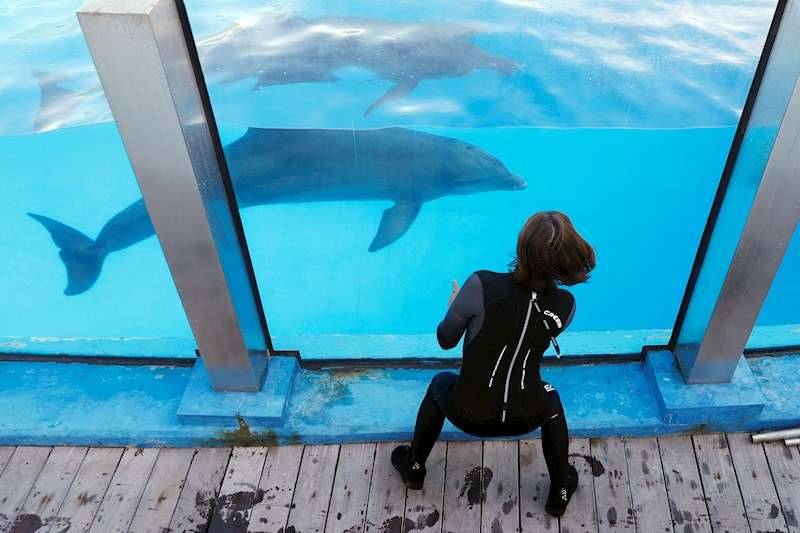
xmin=440 ymin=270 xmax=575 ymax=428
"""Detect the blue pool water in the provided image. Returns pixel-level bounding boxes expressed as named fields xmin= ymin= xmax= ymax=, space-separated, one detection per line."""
xmin=0 ymin=0 xmax=797 ymax=358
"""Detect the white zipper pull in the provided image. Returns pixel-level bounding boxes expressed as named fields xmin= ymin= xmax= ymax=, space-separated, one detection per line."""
xmin=520 ymin=348 xmax=531 ymax=390
xmin=488 ymin=345 xmax=507 ymax=388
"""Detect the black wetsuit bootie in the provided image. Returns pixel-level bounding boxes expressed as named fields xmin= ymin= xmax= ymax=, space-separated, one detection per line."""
xmin=391 ymin=445 xmax=426 ymax=490
xmin=545 ymin=464 xmax=579 ymax=517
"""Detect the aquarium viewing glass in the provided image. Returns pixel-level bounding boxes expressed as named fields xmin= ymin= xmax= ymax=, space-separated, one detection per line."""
xmin=0 ymin=0 xmax=790 ymax=362
xmin=186 ymin=0 xmax=779 ymax=359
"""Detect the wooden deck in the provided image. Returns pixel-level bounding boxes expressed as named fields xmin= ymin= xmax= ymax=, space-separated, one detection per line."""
xmin=0 ymin=434 xmax=798 ymax=533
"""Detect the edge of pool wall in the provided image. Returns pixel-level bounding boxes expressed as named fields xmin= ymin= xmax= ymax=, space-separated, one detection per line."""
xmin=1 ymin=324 xmax=795 ymax=359
xmin=0 ymin=350 xmax=798 ymax=446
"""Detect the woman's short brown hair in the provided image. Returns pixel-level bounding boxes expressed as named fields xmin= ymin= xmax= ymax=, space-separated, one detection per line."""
xmin=511 ymin=211 xmax=596 ymax=291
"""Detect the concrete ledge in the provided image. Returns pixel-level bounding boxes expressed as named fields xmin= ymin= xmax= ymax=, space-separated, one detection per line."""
xmin=177 ymin=355 xmax=298 ymax=426
xmin=646 ymin=350 xmax=767 ymax=426
xmin=0 ymin=354 xmax=797 ymax=447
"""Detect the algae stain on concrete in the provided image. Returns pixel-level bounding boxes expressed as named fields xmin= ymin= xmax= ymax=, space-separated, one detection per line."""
xmin=288 ymin=369 xmax=376 ymax=425
xmin=213 ymin=416 xmax=302 ymax=447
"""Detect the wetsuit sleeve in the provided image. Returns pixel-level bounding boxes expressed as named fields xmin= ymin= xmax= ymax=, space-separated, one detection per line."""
xmin=437 ymin=273 xmax=484 ymax=349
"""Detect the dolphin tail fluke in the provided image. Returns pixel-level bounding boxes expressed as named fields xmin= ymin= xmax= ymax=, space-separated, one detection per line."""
xmin=369 ymin=201 xmax=421 ymax=252
xmin=363 ymin=81 xmax=419 ymax=117
xmin=31 ymin=69 xmax=81 ymax=133
xmin=28 ymin=213 xmax=105 ymax=296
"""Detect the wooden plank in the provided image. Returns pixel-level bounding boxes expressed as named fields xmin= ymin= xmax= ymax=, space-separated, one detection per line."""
xmin=364 ymin=442 xmax=407 ymax=533
xmin=325 ymin=443 xmax=377 ymax=533
xmin=168 ymin=447 xmax=230 ymax=533
xmin=207 ymin=446 xmax=268 ymax=532
xmin=286 ymin=445 xmax=340 ymax=533
xmin=0 ymin=446 xmax=51 ymax=531
xmin=591 ymin=438 xmax=635 ymax=532
xmin=248 ymin=445 xmax=304 ymax=533
xmin=403 ymin=442 xmax=446 ymax=533
xmin=88 ymin=447 xmax=159 ymax=533
xmin=560 ymin=438 xmax=599 ymax=533
xmin=624 ymin=437 xmax=672 ymax=533
xmin=13 ymin=447 xmax=87 ymax=532
xmin=727 ymin=433 xmax=788 ymax=533
xmin=127 ymin=448 xmax=195 ymax=533
xmin=693 ymin=434 xmax=750 ymax=533
xmin=47 ymin=447 xmax=124 ymax=533
xmin=765 ymin=442 xmax=800 ymax=533
xmin=482 ymin=440 xmax=520 ymax=533
xmin=442 ymin=440 xmax=483 ymax=533
xmin=658 ymin=435 xmax=712 ymax=533
xmin=519 ymin=439 xmax=558 ymax=532
xmin=0 ymin=446 xmax=15 ymax=477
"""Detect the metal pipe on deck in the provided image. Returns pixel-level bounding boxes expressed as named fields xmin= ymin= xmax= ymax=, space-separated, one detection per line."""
xmin=752 ymin=428 xmax=800 ymax=443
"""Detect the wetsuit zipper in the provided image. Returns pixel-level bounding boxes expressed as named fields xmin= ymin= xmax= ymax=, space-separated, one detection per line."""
xmin=501 ymin=291 xmax=535 ymax=422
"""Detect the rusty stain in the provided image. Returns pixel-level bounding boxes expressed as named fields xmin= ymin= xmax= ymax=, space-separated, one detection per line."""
xmin=77 ymin=492 xmax=96 ymax=506
xmin=212 ymin=416 xmax=302 ymax=447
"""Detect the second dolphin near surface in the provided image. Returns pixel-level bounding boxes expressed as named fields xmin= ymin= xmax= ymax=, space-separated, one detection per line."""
xmin=198 ymin=12 xmax=519 ymax=116
xmin=29 ymin=127 xmax=525 ymax=295
xmin=33 ymin=12 xmax=519 ymax=132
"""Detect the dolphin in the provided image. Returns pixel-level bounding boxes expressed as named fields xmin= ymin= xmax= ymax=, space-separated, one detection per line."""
xmin=32 ymin=13 xmax=519 ymax=132
xmin=198 ymin=12 xmax=520 ymax=116
xmin=29 ymin=127 xmax=525 ymax=295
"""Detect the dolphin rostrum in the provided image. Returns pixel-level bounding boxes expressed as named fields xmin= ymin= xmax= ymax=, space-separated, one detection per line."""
xmin=29 ymin=127 xmax=525 ymax=295
xmin=198 ymin=12 xmax=519 ymax=116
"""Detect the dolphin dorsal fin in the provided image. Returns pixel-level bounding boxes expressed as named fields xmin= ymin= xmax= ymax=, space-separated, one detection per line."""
xmin=369 ymin=201 xmax=421 ymax=252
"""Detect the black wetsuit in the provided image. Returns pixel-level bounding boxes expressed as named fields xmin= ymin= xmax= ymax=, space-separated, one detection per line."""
xmin=410 ymin=270 xmax=575 ymax=480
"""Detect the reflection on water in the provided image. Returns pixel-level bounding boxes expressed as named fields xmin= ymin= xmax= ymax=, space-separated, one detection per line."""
xmin=0 ymin=0 xmax=777 ymax=134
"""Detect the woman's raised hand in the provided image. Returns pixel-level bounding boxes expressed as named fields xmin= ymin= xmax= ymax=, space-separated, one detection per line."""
xmin=448 ymin=279 xmax=460 ymax=307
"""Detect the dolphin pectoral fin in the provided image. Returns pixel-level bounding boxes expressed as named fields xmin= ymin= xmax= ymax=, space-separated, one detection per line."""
xmin=369 ymin=201 xmax=421 ymax=252
xmin=363 ymin=81 xmax=418 ymax=117
xmin=28 ymin=213 xmax=105 ymax=295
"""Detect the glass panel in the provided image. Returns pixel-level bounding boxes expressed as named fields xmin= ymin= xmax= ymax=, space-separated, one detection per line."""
xmin=748 ymin=226 xmax=800 ymax=350
xmin=0 ymin=1 xmax=193 ymax=357
xmin=675 ymin=0 xmax=800 ymax=366
xmin=186 ymin=0 xmax=777 ymax=359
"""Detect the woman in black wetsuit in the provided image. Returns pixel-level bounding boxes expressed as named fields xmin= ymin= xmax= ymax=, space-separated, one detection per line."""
xmin=392 ymin=211 xmax=596 ymax=517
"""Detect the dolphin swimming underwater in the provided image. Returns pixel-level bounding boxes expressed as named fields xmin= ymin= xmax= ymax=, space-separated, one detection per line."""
xmin=198 ymin=13 xmax=519 ymax=116
xmin=29 ymin=127 xmax=525 ymax=295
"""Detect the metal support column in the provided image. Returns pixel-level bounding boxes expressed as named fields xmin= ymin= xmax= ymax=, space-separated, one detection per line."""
xmin=77 ymin=0 xmax=272 ymax=391
xmin=672 ymin=0 xmax=800 ymax=383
